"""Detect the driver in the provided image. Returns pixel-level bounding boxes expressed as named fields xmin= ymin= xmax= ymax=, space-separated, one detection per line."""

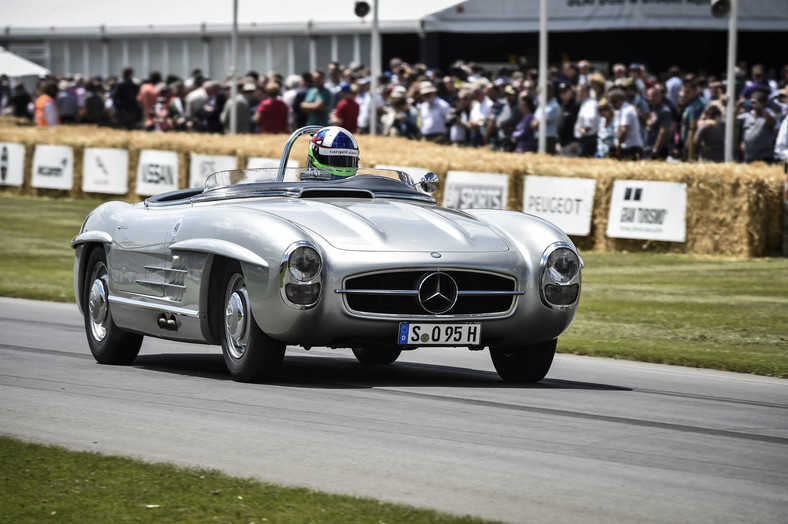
xmin=304 ymin=126 xmax=359 ymax=180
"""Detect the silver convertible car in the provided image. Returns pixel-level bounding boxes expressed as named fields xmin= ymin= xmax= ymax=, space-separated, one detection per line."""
xmin=72 ymin=126 xmax=582 ymax=383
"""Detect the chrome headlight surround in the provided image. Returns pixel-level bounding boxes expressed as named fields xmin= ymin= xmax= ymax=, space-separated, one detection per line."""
xmin=540 ymin=242 xmax=583 ymax=310
xmin=280 ymin=242 xmax=322 ymax=309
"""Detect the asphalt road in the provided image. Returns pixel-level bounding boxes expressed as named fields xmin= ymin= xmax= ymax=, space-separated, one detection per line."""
xmin=1 ymin=297 xmax=786 ymax=523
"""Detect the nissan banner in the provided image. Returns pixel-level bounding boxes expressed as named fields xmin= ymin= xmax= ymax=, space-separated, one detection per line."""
xmin=523 ymin=175 xmax=596 ymax=236
xmin=136 ymin=150 xmax=179 ymax=196
xmin=606 ymin=180 xmax=687 ymax=242
xmin=32 ymin=145 xmax=74 ymax=190
xmin=443 ymin=171 xmax=508 ymax=210
xmin=83 ymin=148 xmax=129 ymax=194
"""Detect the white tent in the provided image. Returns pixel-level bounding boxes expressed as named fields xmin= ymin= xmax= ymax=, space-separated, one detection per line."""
xmin=0 ymin=46 xmax=51 ymax=77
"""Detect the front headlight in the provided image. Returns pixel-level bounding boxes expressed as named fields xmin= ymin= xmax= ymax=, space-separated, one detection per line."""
xmin=288 ymin=246 xmax=321 ymax=282
xmin=546 ymin=248 xmax=580 ymax=284
xmin=540 ymin=243 xmax=582 ymax=310
xmin=281 ymin=242 xmax=323 ymax=309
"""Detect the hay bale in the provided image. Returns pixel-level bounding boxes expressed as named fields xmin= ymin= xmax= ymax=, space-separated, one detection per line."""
xmin=0 ymin=123 xmax=783 ymax=256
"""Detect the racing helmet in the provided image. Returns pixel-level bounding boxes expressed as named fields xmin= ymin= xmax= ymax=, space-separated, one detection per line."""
xmin=307 ymin=126 xmax=359 ymax=179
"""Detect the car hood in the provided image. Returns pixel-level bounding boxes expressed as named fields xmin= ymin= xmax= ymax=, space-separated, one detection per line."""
xmin=240 ymin=198 xmax=510 ymax=252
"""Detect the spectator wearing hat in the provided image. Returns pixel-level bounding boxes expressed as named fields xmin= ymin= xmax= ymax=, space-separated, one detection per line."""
xmin=254 ymin=82 xmax=289 ymax=134
xmin=608 ymin=88 xmax=644 ymax=161
xmin=574 ymin=83 xmax=599 ymax=157
xmin=381 ymin=86 xmax=418 ymax=139
xmin=417 ymin=81 xmax=451 ymax=144
xmin=490 ymin=84 xmax=522 ymax=152
xmin=221 ymin=82 xmax=255 ymax=134
xmin=56 ymin=79 xmax=78 ymax=124
xmin=331 ymin=82 xmax=360 ymax=134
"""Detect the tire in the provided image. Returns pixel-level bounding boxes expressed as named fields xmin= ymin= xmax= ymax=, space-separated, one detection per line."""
xmin=352 ymin=346 xmax=402 ymax=365
xmin=219 ymin=262 xmax=285 ymax=382
xmin=83 ymin=247 xmax=143 ymax=364
xmin=489 ymin=339 xmax=557 ymax=383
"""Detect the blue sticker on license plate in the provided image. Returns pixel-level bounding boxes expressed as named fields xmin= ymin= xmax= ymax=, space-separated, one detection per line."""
xmin=398 ymin=323 xmax=482 ymax=345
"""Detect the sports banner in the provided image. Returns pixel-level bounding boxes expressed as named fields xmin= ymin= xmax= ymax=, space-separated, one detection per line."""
xmin=189 ymin=154 xmax=237 ymax=188
xmin=83 ymin=148 xmax=129 ymax=194
xmin=523 ymin=175 xmax=596 ymax=236
xmin=606 ymin=180 xmax=687 ymax=242
xmin=31 ymin=144 xmax=73 ymax=190
xmin=443 ymin=171 xmax=508 ymax=210
xmin=136 ymin=150 xmax=179 ymax=196
xmin=0 ymin=142 xmax=25 ymax=187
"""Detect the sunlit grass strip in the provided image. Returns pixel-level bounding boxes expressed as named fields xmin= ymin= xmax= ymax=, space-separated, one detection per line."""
xmin=0 ymin=436 xmax=491 ymax=524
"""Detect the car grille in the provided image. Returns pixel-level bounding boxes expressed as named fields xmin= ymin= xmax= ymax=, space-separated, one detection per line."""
xmin=340 ymin=270 xmax=519 ymax=317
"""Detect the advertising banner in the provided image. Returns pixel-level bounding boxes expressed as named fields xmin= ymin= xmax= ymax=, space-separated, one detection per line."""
xmin=442 ymin=171 xmax=508 ymax=210
xmin=82 ymin=148 xmax=129 ymax=194
xmin=523 ymin=176 xmax=596 ymax=236
xmin=136 ymin=150 xmax=179 ymax=196
xmin=189 ymin=154 xmax=237 ymax=188
xmin=0 ymin=142 xmax=25 ymax=187
xmin=606 ymin=180 xmax=687 ymax=242
xmin=31 ymin=144 xmax=73 ymax=190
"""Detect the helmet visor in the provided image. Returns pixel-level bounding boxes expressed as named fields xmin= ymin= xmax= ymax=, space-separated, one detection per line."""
xmin=313 ymin=148 xmax=359 ymax=168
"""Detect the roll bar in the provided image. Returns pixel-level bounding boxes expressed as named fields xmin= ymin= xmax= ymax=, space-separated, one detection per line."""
xmin=277 ymin=125 xmax=323 ymax=182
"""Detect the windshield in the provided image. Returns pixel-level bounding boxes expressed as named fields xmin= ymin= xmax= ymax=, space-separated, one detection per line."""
xmin=204 ymin=167 xmax=415 ymax=190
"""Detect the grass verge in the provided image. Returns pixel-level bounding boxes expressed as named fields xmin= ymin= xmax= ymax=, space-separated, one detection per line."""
xmin=1 ymin=193 xmax=786 ymax=377
xmin=0 ymin=436 xmax=489 ymax=524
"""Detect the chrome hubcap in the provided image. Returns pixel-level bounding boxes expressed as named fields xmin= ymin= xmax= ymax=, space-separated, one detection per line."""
xmin=88 ymin=264 xmax=109 ymax=342
xmin=224 ymin=275 xmax=251 ymax=359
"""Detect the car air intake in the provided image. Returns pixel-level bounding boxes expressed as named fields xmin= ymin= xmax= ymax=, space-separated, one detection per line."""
xmin=340 ymin=270 xmax=519 ymax=317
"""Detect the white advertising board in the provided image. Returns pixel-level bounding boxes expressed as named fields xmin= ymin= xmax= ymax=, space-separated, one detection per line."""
xmin=189 ymin=154 xmax=237 ymax=188
xmin=606 ymin=180 xmax=687 ymax=243
xmin=523 ymin=176 xmax=596 ymax=236
xmin=82 ymin=148 xmax=129 ymax=194
xmin=32 ymin=145 xmax=74 ymax=190
xmin=442 ymin=171 xmax=508 ymax=210
xmin=136 ymin=150 xmax=179 ymax=196
xmin=0 ymin=142 xmax=25 ymax=187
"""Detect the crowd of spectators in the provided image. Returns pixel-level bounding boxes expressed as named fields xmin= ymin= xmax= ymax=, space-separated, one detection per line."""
xmin=2 ymin=56 xmax=788 ymax=164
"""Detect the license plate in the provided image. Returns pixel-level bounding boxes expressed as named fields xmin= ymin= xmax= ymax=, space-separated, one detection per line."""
xmin=398 ymin=323 xmax=482 ymax=346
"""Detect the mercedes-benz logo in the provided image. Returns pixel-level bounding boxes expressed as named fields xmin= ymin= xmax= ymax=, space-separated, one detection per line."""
xmin=417 ymin=272 xmax=458 ymax=314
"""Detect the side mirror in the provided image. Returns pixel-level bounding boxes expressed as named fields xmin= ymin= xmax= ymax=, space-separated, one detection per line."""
xmin=419 ymin=172 xmax=439 ymax=193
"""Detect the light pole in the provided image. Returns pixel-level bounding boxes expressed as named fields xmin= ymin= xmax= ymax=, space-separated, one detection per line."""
xmin=722 ymin=0 xmax=738 ymax=163
xmin=537 ymin=0 xmax=547 ymax=154
xmin=370 ymin=0 xmax=380 ymax=136
xmin=229 ymin=0 xmax=239 ymax=134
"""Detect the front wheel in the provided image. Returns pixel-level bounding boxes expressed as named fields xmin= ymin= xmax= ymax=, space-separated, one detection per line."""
xmin=219 ymin=263 xmax=285 ymax=382
xmin=83 ymin=247 xmax=143 ymax=364
xmin=489 ymin=339 xmax=557 ymax=383
xmin=352 ymin=346 xmax=402 ymax=365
